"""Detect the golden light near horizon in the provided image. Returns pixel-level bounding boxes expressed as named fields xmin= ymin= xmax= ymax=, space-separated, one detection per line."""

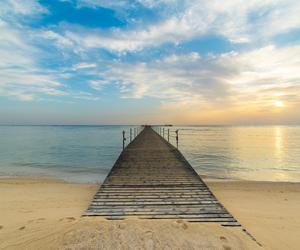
xmin=274 ymin=100 xmax=284 ymax=108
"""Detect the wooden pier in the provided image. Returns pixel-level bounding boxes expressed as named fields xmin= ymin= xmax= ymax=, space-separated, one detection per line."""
xmin=84 ymin=126 xmax=240 ymax=226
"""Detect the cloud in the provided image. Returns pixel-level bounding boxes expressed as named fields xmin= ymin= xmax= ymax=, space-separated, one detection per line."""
xmin=58 ymin=15 xmax=206 ymax=52
xmin=40 ymin=30 xmax=74 ymax=49
xmin=0 ymin=3 xmax=65 ymax=101
xmin=76 ymin=0 xmax=183 ymax=10
xmin=1 ymin=0 xmax=300 ymax=118
xmin=72 ymin=62 xmax=97 ymax=70
xmin=0 ymin=1 xmax=100 ymax=102
xmin=0 ymin=0 xmax=47 ymax=20
xmin=51 ymin=0 xmax=300 ymax=53
xmin=76 ymin=0 xmax=129 ymax=9
xmin=89 ymin=79 xmax=112 ymax=90
xmin=89 ymin=44 xmax=300 ymax=113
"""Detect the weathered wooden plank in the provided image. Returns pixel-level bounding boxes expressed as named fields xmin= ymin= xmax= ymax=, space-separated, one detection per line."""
xmin=88 ymin=204 xmax=222 ymax=210
xmin=96 ymin=193 xmax=212 ymax=197
xmin=91 ymin=198 xmax=218 ymax=203
xmin=84 ymin=212 xmax=233 ymax=217
xmin=90 ymin=201 xmax=220 ymax=206
xmin=101 ymin=185 xmax=207 ymax=188
xmin=140 ymin=216 xmax=236 ymax=221
xmin=99 ymin=187 xmax=209 ymax=191
xmin=93 ymin=196 xmax=214 ymax=200
xmin=85 ymin=208 xmax=227 ymax=213
xmin=83 ymin=126 xmax=239 ymax=227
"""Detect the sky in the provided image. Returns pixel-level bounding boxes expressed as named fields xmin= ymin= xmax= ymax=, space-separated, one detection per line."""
xmin=0 ymin=0 xmax=300 ymax=125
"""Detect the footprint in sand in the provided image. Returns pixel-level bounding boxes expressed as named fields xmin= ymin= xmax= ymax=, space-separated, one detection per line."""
xmin=220 ymin=236 xmax=228 ymax=242
xmin=163 ymin=244 xmax=172 ymax=250
xmin=19 ymin=226 xmax=26 ymax=230
xmin=144 ymin=231 xmax=155 ymax=250
xmin=220 ymin=236 xmax=231 ymax=250
xmin=0 ymin=225 xmax=3 ymax=230
xmin=27 ymin=218 xmax=45 ymax=224
xmin=60 ymin=217 xmax=76 ymax=222
xmin=181 ymin=223 xmax=188 ymax=230
xmin=176 ymin=219 xmax=183 ymax=224
xmin=20 ymin=209 xmax=33 ymax=213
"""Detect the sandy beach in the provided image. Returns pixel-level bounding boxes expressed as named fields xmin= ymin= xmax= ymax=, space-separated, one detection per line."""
xmin=0 ymin=177 xmax=299 ymax=250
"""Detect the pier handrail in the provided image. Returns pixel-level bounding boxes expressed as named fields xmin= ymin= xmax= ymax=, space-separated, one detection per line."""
xmin=152 ymin=125 xmax=179 ymax=148
xmin=122 ymin=125 xmax=144 ymax=149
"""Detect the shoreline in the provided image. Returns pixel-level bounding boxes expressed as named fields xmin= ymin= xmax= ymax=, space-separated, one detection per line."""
xmin=0 ymin=176 xmax=300 ymax=249
xmin=2 ymin=174 xmax=300 ymax=185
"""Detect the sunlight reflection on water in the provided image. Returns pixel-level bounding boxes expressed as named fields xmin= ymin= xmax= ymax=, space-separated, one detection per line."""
xmin=168 ymin=126 xmax=300 ymax=182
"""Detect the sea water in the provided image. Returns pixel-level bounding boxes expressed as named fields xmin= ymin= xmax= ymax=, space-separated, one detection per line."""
xmin=0 ymin=125 xmax=300 ymax=183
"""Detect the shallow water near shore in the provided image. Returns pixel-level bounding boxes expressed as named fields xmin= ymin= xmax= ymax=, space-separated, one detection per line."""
xmin=0 ymin=125 xmax=300 ymax=183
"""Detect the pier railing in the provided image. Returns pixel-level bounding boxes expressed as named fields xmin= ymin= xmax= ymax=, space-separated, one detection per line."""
xmin=152 ymin=126 xmax=179 ymax=148
xmin=122 ymin=126 xmax=144 ymax=149
xmin=154 ymin=126 xmax=222 ymax=149
xmin=126 ymin=125 xmax=206 ymax=150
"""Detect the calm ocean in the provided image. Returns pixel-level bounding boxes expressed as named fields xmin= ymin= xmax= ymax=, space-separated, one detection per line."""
xmin=0 ymin=125 xmax=300 ymax=183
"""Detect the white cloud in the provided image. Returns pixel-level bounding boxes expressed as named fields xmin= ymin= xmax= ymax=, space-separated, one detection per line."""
xmin=76 ymin=0 xmax=129 ymax=9
xmin=71 ymin=91 xmax=101 ymax=100
xmin=53 ymin=0 xmax=300 ymax=53
xmin=0 ymin=0 xmax=47 ymax=18
xmin=63 ymin=16 xmax=205 ymax=52
xmin=89 ymin=79 xmax=111 ymax=90
xmin=0 ymin=7 xmax=65 ymax=101
xmin=77 ymin=0 xmax=181 ymax=10
xmin=40 ymin=31 xmax=74 ymax=49
xmin=0 ymin=27 xmax=100 ymax=103
xmin=0 ymin=1 xmax=102 ymax=102
xmin=92 ymin=44 xmax=300 ymax=110
xmin=72 ymin=62 xmax=97 ymax=70
xmin=163 ymin=52 xmax=201 ymax=63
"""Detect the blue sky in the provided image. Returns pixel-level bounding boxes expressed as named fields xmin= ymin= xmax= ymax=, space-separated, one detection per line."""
xmin=0 ymin=0 xmax=300 ymax=124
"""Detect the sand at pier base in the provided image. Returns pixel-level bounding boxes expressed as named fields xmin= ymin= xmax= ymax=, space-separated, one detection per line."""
xmin=0 ymin=177 xmax=299 ymax=250
xmin=207 ymin=181 xmax=300 ymax=250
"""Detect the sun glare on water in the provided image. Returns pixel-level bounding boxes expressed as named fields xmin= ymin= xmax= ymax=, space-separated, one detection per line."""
xmin=274 ymin=100 xmax=284 ymax=108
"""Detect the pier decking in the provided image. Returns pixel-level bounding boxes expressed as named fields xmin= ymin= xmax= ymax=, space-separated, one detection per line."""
xmin=85 ymin=126 xmax=240 ymax=226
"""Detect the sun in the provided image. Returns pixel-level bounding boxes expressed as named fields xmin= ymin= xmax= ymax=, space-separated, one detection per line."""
xmin=274 ymin=100 xmax=284 ymax=108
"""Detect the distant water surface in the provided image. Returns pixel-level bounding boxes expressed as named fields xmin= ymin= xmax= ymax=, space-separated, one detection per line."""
xmin=167 ymin=126 xmax=300 ymax=182
xmin=0 ymin=126 xmax=127 ymax=182
xmin=0 ymin=125 xmax=300 ymax=183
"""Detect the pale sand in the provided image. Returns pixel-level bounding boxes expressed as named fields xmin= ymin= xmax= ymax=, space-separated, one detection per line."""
xmin=0 ymin=178 xmax=298 ymax=249
xmin=207 ymin=181 xmax=300 ymax=250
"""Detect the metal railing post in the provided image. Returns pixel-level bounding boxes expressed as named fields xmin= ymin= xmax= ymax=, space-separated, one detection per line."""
xmin=130 ymin=128 xmax=132 ymax=142
xmin=176 ymin=129 xmax=179 ymax=148
xmin=122 ymin=130 xmax=126 ymax=149
xmin=168 ymin=129 xmax=169 ymax=142
xmin=163 ymin=128 xmax=165 ymax=138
